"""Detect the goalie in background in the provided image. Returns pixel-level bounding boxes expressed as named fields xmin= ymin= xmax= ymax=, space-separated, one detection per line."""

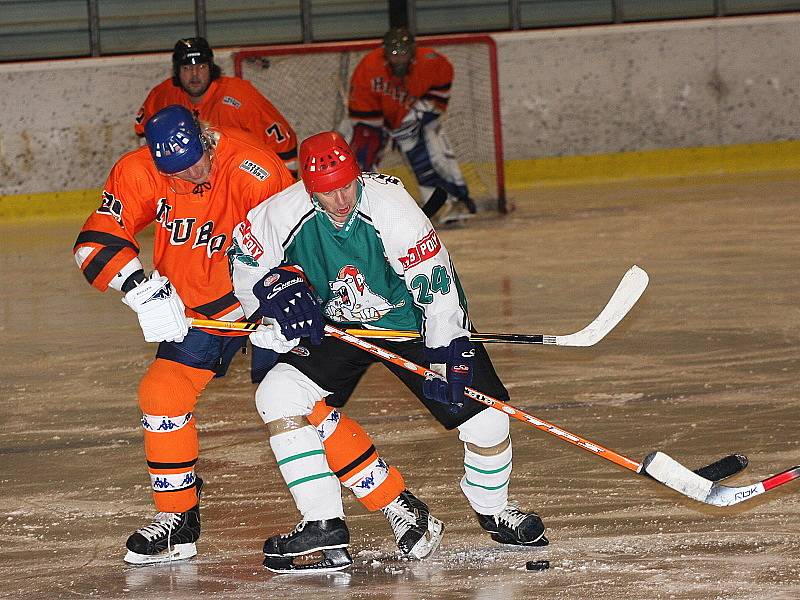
xmin=135 ymin=37 xmax=299 ymax=176
xmin=346 ymin=27 xmax=477 ymax=225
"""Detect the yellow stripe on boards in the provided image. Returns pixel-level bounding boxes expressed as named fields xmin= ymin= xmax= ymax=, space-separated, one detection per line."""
xmin=505 ymin=140 xmax=800 ymax=189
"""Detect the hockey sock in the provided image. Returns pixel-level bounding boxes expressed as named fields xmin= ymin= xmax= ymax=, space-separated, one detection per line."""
xmin=459 ymin=437 xmax=513 ymax=515
xmin=308 ymin=402 xmax=405 ymax=511
xmin=138 ymin=359 xmax=213 ymax=513
xmin=268 ymin=422 xmax=344 ymax=521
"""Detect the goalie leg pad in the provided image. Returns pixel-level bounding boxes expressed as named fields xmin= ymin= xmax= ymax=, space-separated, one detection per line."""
xmin=309 ymin=402 xmax=405 ymax=511
xmin=401 ymin=123 xmax=469 ymax=201
xmin=138 ymin=358 xmax=214 ymax=513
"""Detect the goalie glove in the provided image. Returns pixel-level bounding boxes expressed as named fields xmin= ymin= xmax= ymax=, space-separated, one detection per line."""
xmin=350 ymin=123 xmax=386 ymax=171
xmin=249 ymin=317 xmax=300 ymax=354
xmin=253 ymin=266 xmax=324 ymax=345
xmin=122 ymin=271 xmax=189 ymax=343
xmin=422 ymin=336 xmax=475 ymax=411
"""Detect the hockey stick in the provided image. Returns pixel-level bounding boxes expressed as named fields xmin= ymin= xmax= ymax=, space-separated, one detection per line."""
xmin=322 ymin=325 xmax=800 ymax=507
xmin=190 ymin=265 xmax=649 ymax=346
xmin=421 ymin=187 xmax=448 ymax=219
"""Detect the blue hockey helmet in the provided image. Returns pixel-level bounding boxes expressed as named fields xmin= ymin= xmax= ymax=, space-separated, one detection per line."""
xmin=144 ymin=105 xmax=205 ymax=174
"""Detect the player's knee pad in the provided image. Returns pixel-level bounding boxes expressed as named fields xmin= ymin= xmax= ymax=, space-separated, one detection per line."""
xmin=138 ymin=358 xmax=213 ymax=416
xmin=255 ymin=363 xmax=326 ymax=423
xmin=457 ymin=407 xmax=510 ymax=449
xmin=458 ymin=410 xmax=512 ymax=515
xmin=308 ymin=402 xmax=405 ymax=511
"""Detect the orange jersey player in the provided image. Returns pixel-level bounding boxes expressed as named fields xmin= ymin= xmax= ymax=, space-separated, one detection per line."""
xmin=135 ymin=37 xmax=298 ymax=175
xmin=73 ymin=105 xmax=294 ymax=565
xmin=347 ymin=27 xmax=476 ymax=222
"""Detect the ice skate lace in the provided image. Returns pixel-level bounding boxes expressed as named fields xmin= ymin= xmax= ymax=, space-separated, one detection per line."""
xmin=495 ymin=506 xmax=527 ymax=530
xmin=381 ymin=499 xmax=415 ymax=541
xmin=137 ymin=512 xmax=181 ymax=541
xmin=280 ymin=521 xmax=306 ymax=538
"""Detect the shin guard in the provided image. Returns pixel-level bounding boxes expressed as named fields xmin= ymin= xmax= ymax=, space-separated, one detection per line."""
xmin=309 ymin=402 xmax=405 ymax=511
xmin=460 ymin=438 xmax=513 ymax=515
xmin=268 ymin=424 xmax=344 ymax=521
xmin=138 ymin=359 xmax=214 ymax=513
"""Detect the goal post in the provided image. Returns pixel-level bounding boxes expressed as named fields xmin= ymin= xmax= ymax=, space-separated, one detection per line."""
xmin=233 ymin=34 xmax=507 ymax=213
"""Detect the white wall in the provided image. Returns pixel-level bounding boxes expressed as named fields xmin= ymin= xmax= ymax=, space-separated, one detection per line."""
xmin=1 ymin=13 xmax=799 ymax=196
xmin=495 ymin=14 xmax=800 ymax=160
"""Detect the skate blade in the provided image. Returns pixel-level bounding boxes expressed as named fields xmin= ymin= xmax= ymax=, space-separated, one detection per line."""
xmin=489 ymin=532 xmax=549 ymax=547
xmin=264 ymin=547 xmax=352 ymax=574
xmin=409 ymin=516 xmax=445 ymax=560
xmin=123 ymin=542 xmax=197 ymax=565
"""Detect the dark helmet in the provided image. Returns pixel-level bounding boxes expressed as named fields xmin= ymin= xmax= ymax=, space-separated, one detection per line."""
xmin=144 ymin=105 xmax=206 ymax=174
xmin=171 ymin=37 xmax=221 ymax=84
xmin=383 ymin=27 xmax=415 ymax=77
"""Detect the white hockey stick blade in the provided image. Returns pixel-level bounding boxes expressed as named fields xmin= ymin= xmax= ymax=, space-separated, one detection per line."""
xmin=555 ymin=265 xmax=649 ymax=347
xmin=643 ymin=451 xmax=800 ymax=507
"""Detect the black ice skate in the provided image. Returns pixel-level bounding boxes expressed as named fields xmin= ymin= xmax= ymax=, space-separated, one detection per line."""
xmin=476 ymin=504 xmax=549 ymax=547
xmin=262 ymin=518 xmax=352 ymax=574
xmin=381 ymin=489 xmax=444 ymax=559
xmin=124 ymin=478 xmax=204 ymax=565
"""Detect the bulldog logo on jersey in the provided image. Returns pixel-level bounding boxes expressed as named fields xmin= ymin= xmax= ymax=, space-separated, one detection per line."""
xmin=325 ymin=265 xmax=405 ymax=322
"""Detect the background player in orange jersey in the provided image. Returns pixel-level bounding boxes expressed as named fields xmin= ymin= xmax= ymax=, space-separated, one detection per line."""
xmin=347 ymin=27 xmax=476 ymax=224
xmin=135 ymin=37 xmax=299 ymax=176
xmin=73 ymin=104 xmax=296 ymax=564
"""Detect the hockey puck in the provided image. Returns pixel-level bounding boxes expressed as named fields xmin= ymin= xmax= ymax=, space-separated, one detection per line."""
xmin=526 ymin=560 xmax=550 ymax=571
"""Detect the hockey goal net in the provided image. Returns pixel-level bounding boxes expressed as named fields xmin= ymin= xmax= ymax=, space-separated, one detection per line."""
xmin=233 ymin=34 xmax=506 ymax=212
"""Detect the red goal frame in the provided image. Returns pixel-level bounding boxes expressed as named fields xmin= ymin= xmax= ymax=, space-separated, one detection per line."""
xmin=234 ymin=34 xmax=506 ymax=212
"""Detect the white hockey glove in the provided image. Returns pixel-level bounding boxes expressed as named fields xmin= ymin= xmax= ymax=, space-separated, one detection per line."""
xmin=249 ymin=317 xmax=300 ymax=354
xmin=122 ymin=271 xmax=189 ymax=343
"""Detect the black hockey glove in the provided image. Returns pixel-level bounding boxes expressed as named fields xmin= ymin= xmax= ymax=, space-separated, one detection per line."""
xmin=423 ymin=336 xmax=475 ymax=411
xmin=253 ymin=266 xmax=324 ymax=345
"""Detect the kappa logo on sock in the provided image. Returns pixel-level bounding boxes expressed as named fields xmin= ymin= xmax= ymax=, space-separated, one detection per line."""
xmin=290 ymin=346 xmax=310 ymax=357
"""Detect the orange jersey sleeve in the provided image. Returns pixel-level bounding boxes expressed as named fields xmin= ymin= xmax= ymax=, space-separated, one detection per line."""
xmin=348 ymin=47 xmax=454 ymax=130
xmin=75 ymin=130 xmax=293 ymax=322
xmin=74 ymin=147 xmax=162 ymax=291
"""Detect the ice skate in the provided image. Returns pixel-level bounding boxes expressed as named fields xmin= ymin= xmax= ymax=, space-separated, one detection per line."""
xmin=381 ymin=489 xmax=444 ymax=559
xmin=435 ymin=199 xmax=474 ymax=227
xmin=262 ymin=518 xmax=352 ymax=574
xmin=123 ymin=478 xmax=204 ymax=565
xmin=476 ymin=504 xmax=548 ymax=546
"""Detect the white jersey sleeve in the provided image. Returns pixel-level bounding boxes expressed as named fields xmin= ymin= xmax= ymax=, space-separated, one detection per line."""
xmin=230 ymin=181 xmax=309 ymax=318
xmin=361 ymin=173 xmax=470 ymax=348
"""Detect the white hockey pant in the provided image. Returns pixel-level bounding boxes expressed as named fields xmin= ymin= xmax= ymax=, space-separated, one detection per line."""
xmin=457 ymin=407 xmax=512 ymax=516
xmin=255 ymin=363 xmax=344 ymax=521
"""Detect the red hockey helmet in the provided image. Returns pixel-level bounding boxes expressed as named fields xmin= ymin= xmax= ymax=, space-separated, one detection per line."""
xmin=299 ymin=131 xmax=361 ymax=193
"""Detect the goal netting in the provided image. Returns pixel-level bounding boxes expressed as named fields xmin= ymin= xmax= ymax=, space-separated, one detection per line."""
xmin=234 ymin=35 xmax=506 ymax=212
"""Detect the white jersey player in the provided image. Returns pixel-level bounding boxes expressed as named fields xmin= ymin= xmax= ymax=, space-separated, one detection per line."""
xmin=231 ymin=131 xmax=547 ymax=573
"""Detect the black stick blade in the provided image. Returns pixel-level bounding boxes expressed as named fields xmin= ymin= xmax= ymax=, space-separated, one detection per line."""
xmin=693 ymin=453 xmax=748 ymax=482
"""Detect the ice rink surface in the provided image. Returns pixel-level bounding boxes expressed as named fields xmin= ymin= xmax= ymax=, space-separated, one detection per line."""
xmin=1 ymin=172 xmax=798 ymax=599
